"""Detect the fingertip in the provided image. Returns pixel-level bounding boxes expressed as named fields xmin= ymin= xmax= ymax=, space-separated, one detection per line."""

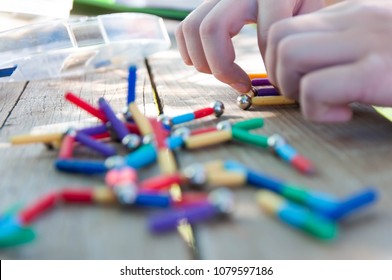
xmin=178 ymin=50 xmax=193 ymax=66
xmin=182 ymin=56 xmax=194 ymax=66
xmin=193 ymin=63 xmax=212 ymax=74
xmin=229 ymin=82 xmax=252 ymax=93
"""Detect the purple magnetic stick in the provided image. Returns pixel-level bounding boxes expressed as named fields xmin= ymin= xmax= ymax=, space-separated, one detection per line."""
xmin=75 ymin=131 xmax=117 ymax=158
xmin=148 ymin=202 xmax=218 ymax=233
xmin=251 ymin=78 xmax=272 ymax=87
xmin=98 ymin=97 xmax=129 ymax=140
xmin=255 ymin=87 xmax=280 ymax=96
xmin=78 ymin=124 xmax=108 ymax=136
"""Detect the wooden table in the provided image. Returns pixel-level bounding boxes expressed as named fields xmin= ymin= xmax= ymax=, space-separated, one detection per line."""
xmin=1 ymin=16 xmax=392 ymax=260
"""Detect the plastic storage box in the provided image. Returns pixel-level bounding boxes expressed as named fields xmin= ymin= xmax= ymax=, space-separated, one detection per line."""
xmin=0 ymin=13 xmax=171 ymax=81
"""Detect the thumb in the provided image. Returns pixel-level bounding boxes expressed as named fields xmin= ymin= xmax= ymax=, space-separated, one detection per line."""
xmin=299 ymin=54 xmax=392 ymax=122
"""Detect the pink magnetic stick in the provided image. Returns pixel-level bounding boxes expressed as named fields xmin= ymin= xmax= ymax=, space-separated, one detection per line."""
xmin=149 ymin=119 xmax=167 ymax=149
xmin=58 ymin=130 xmax=76 ymax=159
xmin=139 ymin=173 xmax=184 ymax=192
xmin=105 ymin=167 xmax=138 ymax=188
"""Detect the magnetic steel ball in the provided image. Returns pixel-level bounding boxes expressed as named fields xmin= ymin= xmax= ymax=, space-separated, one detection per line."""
xmin=122 ymin=134 xmax=141 ymax=150
xmin=250 ymin=87 xmax=259 ymax=97
xmin=216 ymin=120 xmax=232 ymax=131
xmin=211 ymin=100 xmax=225 ymax=117
xmin=65 ymin=127 xmax=77 ymax=137
xmin=237 ymin=94 xmax=252 ymax=110
xmin=208 ymin=188 xmax=235 ymax=215
xmin=182 ymin=163 xmax=207 ymax=188
xmin=267 ymin=134 xmax=286 ymax=149
xmin=157 ymin=114 xmax=172 ymax=128
xmin=122 ymin=106 xmax=133 ymax=122
xmin=105 ymin=155 xmax=126 ymax=169
xmin=142 ymin=134 xmax=154 ymax=145
xmin=114 ymin=184 xmax=138 ymax=205
xmin=172 ymin=127 xmax=191 ymax=140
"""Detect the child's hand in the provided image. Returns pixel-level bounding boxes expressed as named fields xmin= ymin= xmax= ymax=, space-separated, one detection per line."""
xmin=266 ymin=1 xmax=392 ymax=122
xmin=175 ymin=0 xmax=324 ymax=93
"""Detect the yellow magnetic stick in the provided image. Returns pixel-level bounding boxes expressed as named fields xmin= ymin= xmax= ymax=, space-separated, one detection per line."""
xmin=158 ymin=148 xmax=178 ymax=175
xmin=10 ymin=132 xmax=64 ymax=145
xmin=207 ymin=171 xmax=246 ymax=188
xmin=256 ymin=190 xmax=282 ymax=215
xmin=203 ymin=160 xmax=225 ymax=173
xmin=185 ymin=130 xmax=232 ymax=149
xmin=128 ymin=103 xmax=153 ymax=136
xmin=251 ymin=96 xmax=297 ymax=106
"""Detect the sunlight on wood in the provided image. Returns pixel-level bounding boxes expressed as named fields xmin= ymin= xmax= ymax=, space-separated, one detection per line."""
xmin=28 ymin=117 xmax=100 ymax=134
xmin=0 ymin=142 xmax=11 ymax=148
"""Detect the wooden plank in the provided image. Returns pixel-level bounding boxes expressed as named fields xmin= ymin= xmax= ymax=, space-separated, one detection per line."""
xmin=0 ymin=15 xmax=41 ymax=126
xmin=0 ymin=82 xmax=27 ymax=126
xmin=0 ymin=13 xmax=43 ymax=126
xmin=0 ymin=62 xmax=190 ymax=259
xmin=147 ymin=22 xmax=392 ymax=259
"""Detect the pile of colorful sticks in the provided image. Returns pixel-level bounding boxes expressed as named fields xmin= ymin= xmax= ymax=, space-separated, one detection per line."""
xmin=0 ymin=67 xmax=378 ymax=248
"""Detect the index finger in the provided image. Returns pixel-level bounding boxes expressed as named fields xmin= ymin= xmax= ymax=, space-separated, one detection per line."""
xmin=199 ymin=0 xmax=258 ymax=93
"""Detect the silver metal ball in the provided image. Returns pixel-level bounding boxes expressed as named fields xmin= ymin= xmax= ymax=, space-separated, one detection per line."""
xmin=208 ymin=188 xmax=234 ymax=215
xmin=211 ymin=100 xmax=225 ymax=117
xmin=122 ymin=133 xmax=141 ymax=150
xmin=142 ymin=134 xmax=154 ymax=145
xmin=237 ymin=94 xmax=252 ymax=110
xmin=142 ymin=134 xmax=155 ymax=145
xmin=182 ymin=163 xmax=207 ymax=187
xmin=65 ymin=127 xmax=77 ymax=137
xmin=157 ymin=114 xmax=172 ymax=128
xmin=122 ymin=106 xmax=133 ymax=122
xmin=250 ymin=87 xmax=259 ymax=97
xmin=114 ymin=184 xmax=138 ymax=205
xmin=267 ymin=134 xmax=286 ymax=149
xmin=142 ymin=134 xmax=153 ymax=145
xmin=216 ymin=120 xmax=232 ymax=131
xmin=105 ymin=155 xmax=126 ymax=169
xmin=172 ymin=127 xmax=191 ymax=140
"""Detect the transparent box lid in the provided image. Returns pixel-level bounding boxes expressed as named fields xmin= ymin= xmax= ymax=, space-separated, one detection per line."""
xmin=0 ymin=13 xmax=171 ymax=82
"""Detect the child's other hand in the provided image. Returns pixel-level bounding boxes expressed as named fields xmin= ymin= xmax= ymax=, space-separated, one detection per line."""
xmin=175 ymin=0 xmax=324 ymax=93
xmin=266 ymin=1 xmax=392 ymax=122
